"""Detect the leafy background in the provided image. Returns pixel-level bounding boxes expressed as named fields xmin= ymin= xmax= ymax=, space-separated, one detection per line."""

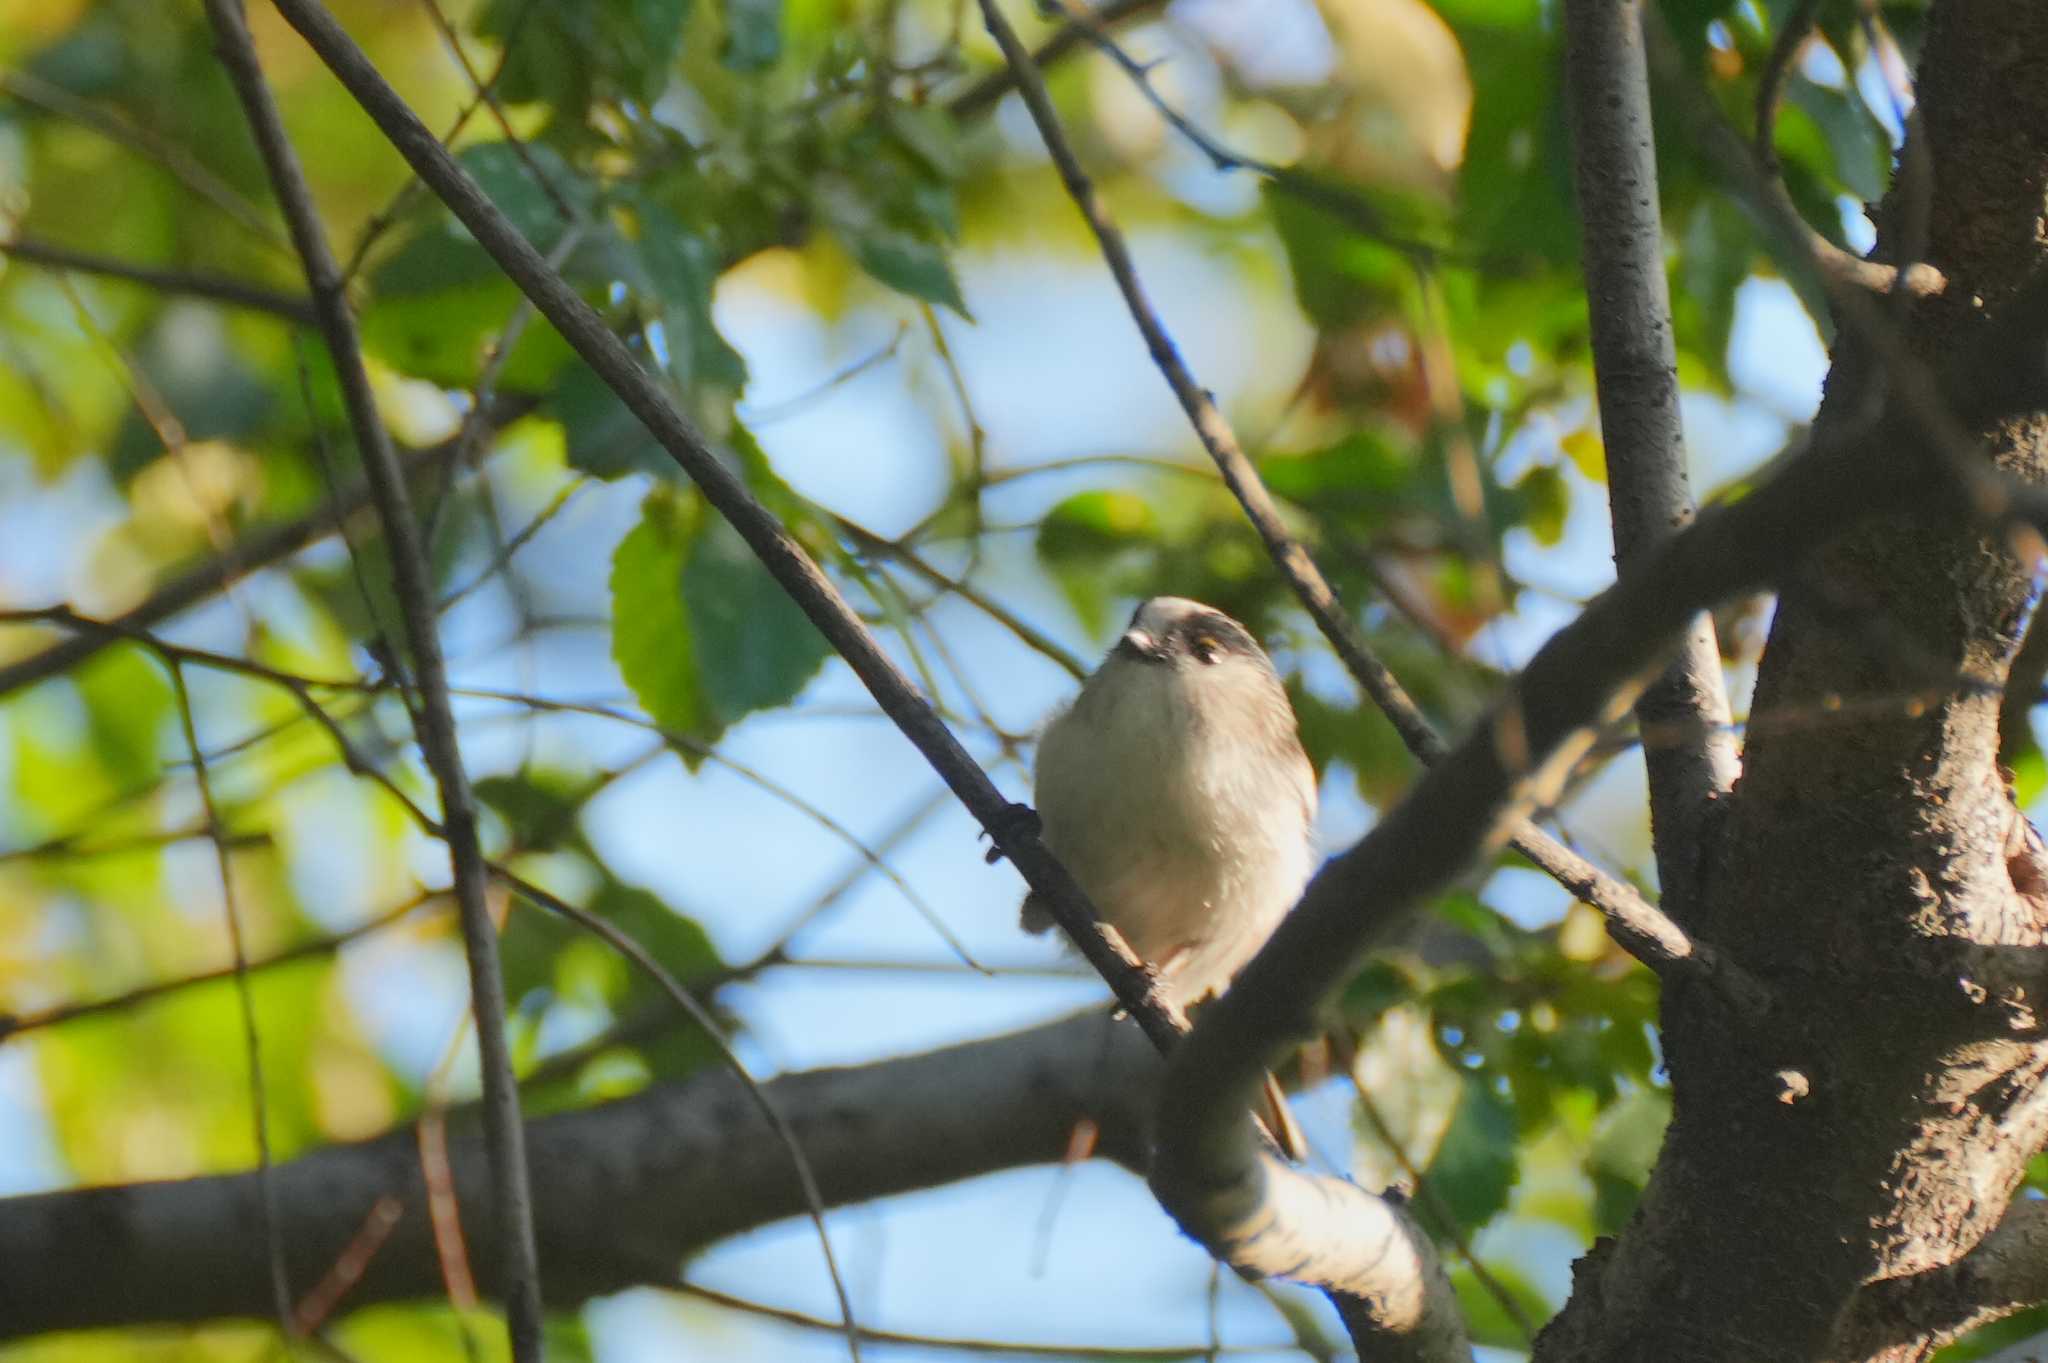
xmin=1 ymin=0 xmax=2008 ymax=1360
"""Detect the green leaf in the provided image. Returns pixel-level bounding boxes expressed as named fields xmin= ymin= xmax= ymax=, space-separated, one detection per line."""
xmin=626 ymin=198 xmax=749 ymax=398
xmin=813 ymin=176 xmax=970 ymax=315
xmin=554 ymin=356 xmax=676 ymax=481
xmin=75 ymin=644 xmax=170 ymax=788
xmin=1451 ymin=1259 xmax=1551 ymax=1350
xmin=475 ymin=769 xmax=594 ymax=853
xmin=722 ymin=0 xmax=782 ymax=70
xmin=474 ymin=0 xmax=691 ymax=124
xmin=611 ymin=493 xmax=712 ymax=739
xmin=1785 ymin=78 xmax=1892 ymax=205
xmin=1588 ymin=1087 xmax=1672 ymax=1232
xmin=682 ymin=515 xmax=832 ymax=723
xmin=1511 ymin=463 xmax=1570 ymax=546
xmin=1420 ymin=1074 xmax=1520 ymax=1234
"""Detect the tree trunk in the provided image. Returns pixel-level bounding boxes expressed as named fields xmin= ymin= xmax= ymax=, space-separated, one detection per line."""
xmin=1537 ymin=5 xmax=2048 ymax=1360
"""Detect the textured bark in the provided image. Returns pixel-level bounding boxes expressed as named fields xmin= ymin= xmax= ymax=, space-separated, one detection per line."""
xmin=0 ymin=1012 xmax=1156 ymax=1337
xmin=1536 ymin=5 xmax=2048 ymax=1360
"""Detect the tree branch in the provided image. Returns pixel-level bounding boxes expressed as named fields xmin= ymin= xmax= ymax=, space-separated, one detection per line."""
xmin=200 ymin=2 xmax=543 ymax=1354
xmin=262 ymin=0 xmax=1192 ymax=1057
xmin=945 ymin=0 xmax=1168 ymax=120
xmin=1562 ymin=0 xmax=1738 ymax=913
xmin=0 ymin=1011 xmax=1157 ymax=1338
xmin=0 ymin=235 xmax=318 ymax=323
xmin=1834 ymin=1198 xmax=2048 ymax=1358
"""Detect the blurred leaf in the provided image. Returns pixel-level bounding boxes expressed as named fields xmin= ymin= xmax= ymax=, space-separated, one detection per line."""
xmin=554 ymin=354 xmax=678 ymax=481
xmin=476 ymin=768 xmax=595 ymax=853
xmin=1785 ymin=78 xmax=1892 ymax=204
xmin=1588 ymin=1087 xmax=1672 ymax=1232
xmin=1419 ymin=1074 xmax=1520 ymax=1235
xmin=75 ymin=645 xmax=170 ymax=788
xmin=813 ymin=174 xmax=969 ymax=316
xmin=1452 ymin=1258 xmax=1551 ymax=1350
xmin=722 ymin=0 xmax=782 ymax=70
xmin=473 ymin=0 xmax=691 ymax=125
xmin=682 ymin=515 xmax=832 ymax=723
xmin=611 ymin=491 xmax=712 ymax=739
xmin=1512 ymin=463 xmax=1569 ymax=546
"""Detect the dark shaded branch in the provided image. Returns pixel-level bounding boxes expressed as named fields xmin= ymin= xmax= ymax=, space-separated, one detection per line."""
xmin=1754 ymin=0 xmax=1819 ymax=172
xmin=200 ymin=2 xmax=543 ymax=1353
xmin=0 ymin=396 xmax=529 ymax=703
xmin=975 ymin=0 xmax=1733 ymax=1008
xmin=1562 ymin=0 xmax=1738 ymax=913
xmin=264 ymin=0 xmax=1190 ymax=1055
xmin=0 ymin=1012 xmax=1156 ymax=1337
xmin=0 ymin=235 xmax=318 ymax=323
xmin=1834 ymin=1199 xmax=2048 ymax=1359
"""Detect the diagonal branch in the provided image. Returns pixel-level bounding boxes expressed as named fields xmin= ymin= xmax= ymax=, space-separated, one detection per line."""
xmin=1562 ymin=0 xmax=1739 ymax=914
xmin=261 ymin=0 xmax=1191 ymax=1058
xmin=975 ymin=0 xmax=1741 ymax=1006
xmin=199 ymin=3 xmax=544 ymax=1356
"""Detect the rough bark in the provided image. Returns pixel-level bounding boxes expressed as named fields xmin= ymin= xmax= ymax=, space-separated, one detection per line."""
xmin=1535 ymin=6 xmax=2048 ymax=1361
xmin=0 ymin=1011 xmax=1156 ymax=1337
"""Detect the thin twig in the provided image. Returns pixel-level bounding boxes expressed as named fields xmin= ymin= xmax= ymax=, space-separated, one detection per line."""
xmin=978 ymin=0 xmax=1739 ymax=1002
xmin=497 ymin=868 xmax=866 ymax=1362
xmin=0 ymin=398 xmax=527 ymax=702
xmin=0 ymin=892 xmax=439 ymax=1042
xmin=1754 ymin=0 xmax=1820 ymax=171
xmin=836 ymin=517 xmax=1088 ymax=679
xmin=167 ymin=659 xmax=294 ymax=1334
xmin=200 ymin=3 xmax=545 ymax=1356
xmin=674 ymin=1279 xmax=1256 ymax=1358
xmin=945 ymin=0 xmax=1168 ymax=119
xmin=0 ymin=235 xmax=316 ymax=323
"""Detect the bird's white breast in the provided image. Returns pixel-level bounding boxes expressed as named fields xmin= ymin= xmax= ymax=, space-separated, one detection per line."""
xmin=1034 ymin=657 xmax=1314 ymax=1004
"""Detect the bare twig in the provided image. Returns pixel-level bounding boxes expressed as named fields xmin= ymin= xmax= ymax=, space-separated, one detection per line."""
xmin=0 ymin=235 xmax=316 ymax=323
xmin=496 ymin=868 xmax=865 ymax=1362
xmin=1754 ymin=0 xmax=1819 ymax=171
xmin=1562 ymin=0 xmax=1739 ymax=912
xmin=199 ymin=3 xmax=544 ymax=1355
xmin=836 ymin=517 xmax=1088 ymax=679
xmin=0 ymin=892 xmax=439 ymax=1042
xmin=167 ymin=659 xmax=294 ymax=1335
xmin=673 ymin=1279 xmax=1258 ymax=1357
xmin=945 ymin=0 xmax=1168 ymax=119
xmin=978 ymin=0 xmax=1737 ymax=1006
xmin=264 ymin=0 xmax=1189 ymax=1056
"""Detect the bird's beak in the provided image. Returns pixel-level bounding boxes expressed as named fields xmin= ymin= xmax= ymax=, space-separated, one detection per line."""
xmin=1115 ymin=628 xmax=1164 ymax=661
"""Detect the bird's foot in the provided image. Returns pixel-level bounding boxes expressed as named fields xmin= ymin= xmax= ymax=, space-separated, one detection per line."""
xmin=981 ymin=801 xmax=1041 ymax=865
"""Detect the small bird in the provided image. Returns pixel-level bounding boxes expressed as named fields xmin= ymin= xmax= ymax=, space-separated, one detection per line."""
xmin=1023 ymin=596 xmax=1316 ymax=1155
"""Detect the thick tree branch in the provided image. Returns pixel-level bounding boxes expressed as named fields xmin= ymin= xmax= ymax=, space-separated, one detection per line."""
xmin=263 ymin=0 xmax=1189 ymax=1057
xmin=1562 ymin=0 xmax=1738 ymax=913
xmin=201 ymin=2 xmax=544 ymax=1353
xmin=0 ymin=1012 xmax=1156 ymax=1337
xmin=1835 ymin=1199 xmax=2048 ymax=1359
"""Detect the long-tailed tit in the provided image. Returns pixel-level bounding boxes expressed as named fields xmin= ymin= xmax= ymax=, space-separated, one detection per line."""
xmin=1024 ymin=596 xmax=1315 ymax=1155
